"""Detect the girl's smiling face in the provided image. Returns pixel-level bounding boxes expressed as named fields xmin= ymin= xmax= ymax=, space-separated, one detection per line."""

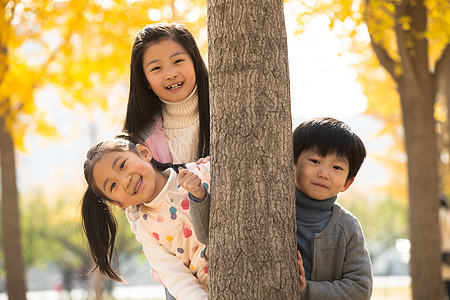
xmin=92 ymin=145 xmax=167 ymax=208
xmin=142 ymin=38 xmax=196 ymax=103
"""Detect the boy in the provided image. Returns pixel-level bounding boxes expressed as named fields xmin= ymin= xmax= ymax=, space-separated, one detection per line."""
xmin=293 ymin=117 xmax=372 ymax=299
xmin=188 ymin=117 xmax=373 ymax=299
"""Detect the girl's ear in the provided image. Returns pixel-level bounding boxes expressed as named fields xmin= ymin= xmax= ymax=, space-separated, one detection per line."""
xmin=136 ymin=144 xmax=153 ymax=162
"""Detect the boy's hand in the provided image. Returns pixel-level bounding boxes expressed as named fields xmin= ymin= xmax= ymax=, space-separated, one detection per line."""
xmin=178 ymin=167 xmax=206 ymax=199
xmin=298 ymin=250 xmax=306 ymax=292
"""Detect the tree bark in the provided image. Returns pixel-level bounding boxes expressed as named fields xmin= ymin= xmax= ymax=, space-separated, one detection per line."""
xmin=0 ymin=116 xmax=27 ymax=300
xmin=207 ymin=1 xmax=300 ymax=299
xmin=375 ymin=0 xmax=443 ymax=298
xmin=397 ymin=79 xmax=443 ymax=299
xmin=369 ymin=0 xmax=444 ymax=297
xmin=397 ymin=2 xmax=443 ymax=299
xmin=441 ymin=58 xmax=450 ymax=190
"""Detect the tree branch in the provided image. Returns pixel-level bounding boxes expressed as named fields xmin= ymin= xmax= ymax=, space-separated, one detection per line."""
xmin=32 ymin=31 xmax=73 ymax=90
xmin=370 ymin=38 xmax=397 ymax=80
xmin=434 ymin=44 xmax=450 ymax=80
xmin=364 ymin=0 xmax=397 ymax=81
xmin=394 ymin=1 xmax=415 ymax=79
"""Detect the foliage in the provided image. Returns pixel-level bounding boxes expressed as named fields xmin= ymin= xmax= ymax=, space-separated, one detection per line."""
xmin=17 ymin=188 xmax=142 ymax=278
xmin=1 ymin=0 xmax=207 ymax=151
xmin=293 ymin=0 xmax=448 ymax=296
xmin=291 ymin=0 xmax=450 ymax=197
xmin=293 ymin=0 xmax=449 ymax=60
xmin=1 ymin=1 xmax=207 ymax=296
xmin=20 ymin=190 xmax=85 ymax=269
xmin=340 ymin=195 xmax=408 ymax=256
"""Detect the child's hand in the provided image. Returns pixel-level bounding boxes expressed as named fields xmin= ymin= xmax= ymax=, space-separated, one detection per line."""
xmin=178 ymin=167 xmax=206 ymax=199
xmin=298 ymin=250 xmax=306 ymax=292
xmin=196 ymin=156 xmax=210 ymax=164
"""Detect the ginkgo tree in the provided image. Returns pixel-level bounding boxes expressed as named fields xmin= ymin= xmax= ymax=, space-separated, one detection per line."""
xmin=0 ymin=0 xmax=206 ymax=298
xmin=293 ymin=0 xmax=449 ymax=298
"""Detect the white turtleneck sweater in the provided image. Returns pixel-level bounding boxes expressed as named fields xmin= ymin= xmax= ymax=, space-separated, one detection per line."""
xmin=159 ymin=87 xmax=200 ymax=164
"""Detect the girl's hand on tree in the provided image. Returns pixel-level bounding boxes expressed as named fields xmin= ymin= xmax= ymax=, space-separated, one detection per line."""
xmin=196 ymin=156 xmax=210 ymax=164
xmin=298 ymin=250 xmax=306 ymax=292
xmin=178 ymin=167 xmax=206 ymax=199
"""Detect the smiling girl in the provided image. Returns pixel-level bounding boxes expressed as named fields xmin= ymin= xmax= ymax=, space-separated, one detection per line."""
xmin=122 ymin=24 xmax=211 ymax=299
xmin=81 ymin=137 xmax=210 ymax=299
xmin=124 ymin=23 xmax=209 ymax=164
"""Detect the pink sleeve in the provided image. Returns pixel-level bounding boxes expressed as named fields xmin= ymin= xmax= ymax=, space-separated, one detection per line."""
xmin=144 ymin=117 xmax=173 ymax=164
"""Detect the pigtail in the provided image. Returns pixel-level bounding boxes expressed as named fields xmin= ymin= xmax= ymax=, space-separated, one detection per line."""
xmin=81 ymin=187 xmax=123 ymax=282
xmin=151 ymin=158 xmax=186 ymax=173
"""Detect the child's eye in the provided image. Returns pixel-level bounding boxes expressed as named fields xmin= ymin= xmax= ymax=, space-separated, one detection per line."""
xmin=150 ymin=66 xmax=161 ymax=72
xmin=120 ymin=161 xmax=126 ymax=170
xmin=174 ymin=59 xmax=184 ymax=64
xmin=310 ymin=159 xmax=319 ymax=164
xmin=333 ymin=166 xmax=344 ymax=171
xmin=110 ymin=182 xmax=116 ymax=192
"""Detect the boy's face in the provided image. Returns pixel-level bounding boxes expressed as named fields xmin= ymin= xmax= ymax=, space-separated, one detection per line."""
xmin=294 ymin=149 xmax=354 ymax=200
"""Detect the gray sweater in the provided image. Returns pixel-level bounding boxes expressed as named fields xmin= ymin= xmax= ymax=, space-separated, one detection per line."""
xmin=189 ymin=192 xmax=210 ymax=245
xmin=189 ymin=194 xmax=373 ymax=299
xmin=300 ymin=203 xmax=373 ymax=299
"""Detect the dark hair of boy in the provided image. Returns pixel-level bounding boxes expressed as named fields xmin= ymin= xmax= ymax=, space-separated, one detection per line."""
xmin=292 ymin=117 xmax=366 ymax=180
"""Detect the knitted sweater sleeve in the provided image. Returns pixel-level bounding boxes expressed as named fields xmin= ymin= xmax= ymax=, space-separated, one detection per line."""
xmin=187 ymin=161 xmax=211 ymax=245
xmin=189 ymin=194 xmax=210 ymax=245
xmin=300 ymin=208 xmax=373 ymax=300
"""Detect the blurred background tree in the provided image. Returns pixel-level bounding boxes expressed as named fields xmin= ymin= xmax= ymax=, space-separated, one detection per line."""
xmin=293 ymin=0 xmax=449 ymax=298
xmin=0 ymin=0 xmax=448 ymax=299
xmin=0 ymin=0 xmax=206 ymax=299
xmin=19 ymin=189 xmax=143 ymax=296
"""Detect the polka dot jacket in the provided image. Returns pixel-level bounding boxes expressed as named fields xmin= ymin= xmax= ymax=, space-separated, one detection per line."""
xmin=127 ymin=162 xmax=210 ymax=300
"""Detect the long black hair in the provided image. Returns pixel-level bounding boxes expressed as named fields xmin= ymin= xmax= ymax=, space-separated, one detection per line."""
xmin=81 ymin=136 xmax=184 ymax=281
xmin=123 ymin=23 xmax=210 ymax=158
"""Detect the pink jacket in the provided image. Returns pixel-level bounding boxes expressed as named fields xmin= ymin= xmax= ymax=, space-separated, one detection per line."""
xmin=144 ymin=117 xmax=172 ymax=164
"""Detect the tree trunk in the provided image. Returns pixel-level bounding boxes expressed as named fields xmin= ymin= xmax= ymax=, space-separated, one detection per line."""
xmin=398 ymin=80 xmax=443 ymax=299
xmin=0 ymin=116 xmax=27 ymax=300
xmin=441 ymin=59 xmax=450 ymax=191
xmin=207 ymin=1 xmax=300 ymax=299
xmin=394 ymin=0 xmax=442 ymax=298
xmin=369 ymin=0 xmax=444 ymax=298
